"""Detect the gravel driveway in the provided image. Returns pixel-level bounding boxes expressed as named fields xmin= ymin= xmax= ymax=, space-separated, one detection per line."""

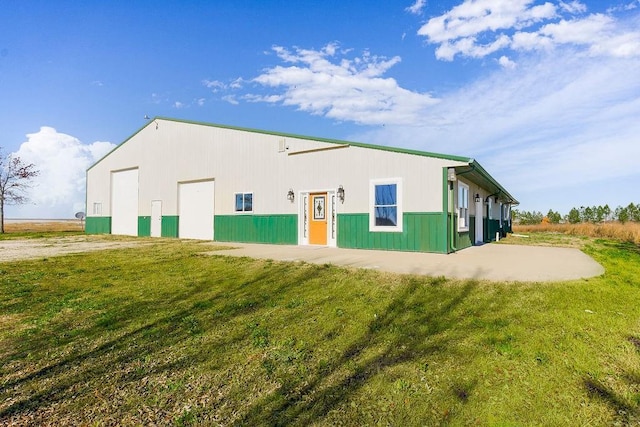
xmin=0 ymin=236 xmax=144 ymax=262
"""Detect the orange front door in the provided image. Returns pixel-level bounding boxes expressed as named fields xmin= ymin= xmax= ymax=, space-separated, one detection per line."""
xmin=309 ymin=193 xmax=328 ymax=245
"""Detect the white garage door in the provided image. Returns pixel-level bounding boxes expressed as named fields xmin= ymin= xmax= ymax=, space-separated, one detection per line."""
xmin=111 ymin=169 xmax=139 ymax=236
xmin=179 ymin=180 xmax=215 ymax=240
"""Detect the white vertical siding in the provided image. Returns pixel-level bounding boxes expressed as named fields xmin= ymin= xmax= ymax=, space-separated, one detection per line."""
xmin=87 ymin=119 xmax=469 ymax=220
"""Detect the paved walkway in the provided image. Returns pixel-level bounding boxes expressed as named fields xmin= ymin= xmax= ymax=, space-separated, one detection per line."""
xmin=208 ymin=243 xmax=604 ymax=282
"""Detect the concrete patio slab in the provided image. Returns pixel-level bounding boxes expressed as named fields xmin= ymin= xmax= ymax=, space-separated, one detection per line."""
xmin=207 ymin=242 xmax=604 ymax=282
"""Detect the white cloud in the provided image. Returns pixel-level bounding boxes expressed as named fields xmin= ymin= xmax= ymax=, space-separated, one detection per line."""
xmin=247 ymin=44 xmax=439 ymax=125
xmin=203 ymin=79 xmax=226 ymax=92
xmin=538 ymin=14 xmax=612 ymax=44
xmin=196 ymin=98 xmax=205 ymax=106
xmin=6 ymin=127 xmax=115 ymax=218
xmin=229 ymin=77 xmax=244 ymax=89
xmin=418 ymin=0 xmax=556 ymax=45
xmin=406 ymin=0 xmax=426 ymax=15
xmin=608 ymin=1 xmax=639 ymax=13
xmin=349 ymin=47 xmax=640 ymax=212
xmin=222 ymin=95 xmax=239 ymax=105
xmin=418 ymin=0 xmax=640 ymax=60
xmin=498 ymin=55 xmax=517 ymax=68
xmin=174 ymin=101 xmax=185 ymax=109
xmin=559 ymin=1 xmax=587 ymax=14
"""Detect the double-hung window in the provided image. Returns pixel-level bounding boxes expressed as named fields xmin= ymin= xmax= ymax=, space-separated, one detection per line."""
xmin=370 ymin=178 xmax=403 ymax=232
xmin=458 ymin=182 xmax=469 ymax=231
xmin=234 ymin=192 xmax=253 ymax=213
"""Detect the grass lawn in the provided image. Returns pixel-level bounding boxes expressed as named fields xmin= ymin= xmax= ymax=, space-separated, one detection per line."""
xmin=1 ymin=234 xmax=639 ymax=425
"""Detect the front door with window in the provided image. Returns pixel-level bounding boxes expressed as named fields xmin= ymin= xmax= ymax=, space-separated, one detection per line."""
xmin=309 ymin=193 xmax=328 ymax=245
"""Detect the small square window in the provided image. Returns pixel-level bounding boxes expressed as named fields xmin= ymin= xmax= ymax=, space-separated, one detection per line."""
xmin=92 ymin=202 xmax=102 ymax=216
xmin=235 ymin=192 xmax=253 ymax=212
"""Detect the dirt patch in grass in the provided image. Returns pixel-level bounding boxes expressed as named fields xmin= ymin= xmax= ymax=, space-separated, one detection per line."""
xmin=0 ymin=235 xmax=147 ymax=262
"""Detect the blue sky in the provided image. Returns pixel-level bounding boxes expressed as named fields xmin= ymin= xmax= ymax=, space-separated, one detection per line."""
xmin=1 ymin=0 xmax=639 ymax=218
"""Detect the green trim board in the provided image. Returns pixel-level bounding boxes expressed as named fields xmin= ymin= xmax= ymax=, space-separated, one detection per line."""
xmin=214 ymin=214 xmax=297 ymax=244
xmin=85 ymin=217 xmax=111 ymax=234
xmin=337 ymin=212 xmax=447 ymax=253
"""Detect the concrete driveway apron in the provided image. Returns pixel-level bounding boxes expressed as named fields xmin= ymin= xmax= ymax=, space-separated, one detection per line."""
xmin=208 ymin=243 xmax=604 ymax=282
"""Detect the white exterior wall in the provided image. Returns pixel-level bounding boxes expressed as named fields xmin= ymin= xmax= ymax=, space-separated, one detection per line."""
xmin=87 ymin=119 xmax=468 ymax=220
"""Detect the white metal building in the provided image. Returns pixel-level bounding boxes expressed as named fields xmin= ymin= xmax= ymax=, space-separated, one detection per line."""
xmin=86 ymin=117 xmax=517 ymax=253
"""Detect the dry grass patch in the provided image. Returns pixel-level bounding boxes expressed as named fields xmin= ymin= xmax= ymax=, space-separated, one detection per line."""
xmin=3 ymin=220 xmax=85 ymax=234
xmin=514 ymin=222 xmax=640 ymax=245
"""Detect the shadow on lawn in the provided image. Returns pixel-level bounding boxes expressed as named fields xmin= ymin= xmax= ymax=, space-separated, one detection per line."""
xmin=0 ymin=250 xmax=483 ymax=425
xmin=0 ymin=256 xmax=321 ymax=422
xmin=234 ymin=276 xmax=478 ymax=426
xmin=582 ymin=335 xmax=640 ymax=425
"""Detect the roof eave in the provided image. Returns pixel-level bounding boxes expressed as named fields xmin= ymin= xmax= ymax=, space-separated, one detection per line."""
xmin=455 ymin=160 xmax=519 ymax=205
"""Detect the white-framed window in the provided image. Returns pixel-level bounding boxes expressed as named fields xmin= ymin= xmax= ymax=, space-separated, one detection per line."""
xmin=458 ymin=182 xmax=469 ymax=231
xmin=370 ymin=178 xmax=403 ymax=232
xmin=234 ymin=192 xmax=253 ymax=213
xmin=502 ymin=204 xmax=511 ymax=222
xmin=92 ymin=202 xmax=102 ymax=216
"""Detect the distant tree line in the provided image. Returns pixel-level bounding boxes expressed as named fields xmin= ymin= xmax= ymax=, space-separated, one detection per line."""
xmin=513 ymin=203 xmax=640 ymax=225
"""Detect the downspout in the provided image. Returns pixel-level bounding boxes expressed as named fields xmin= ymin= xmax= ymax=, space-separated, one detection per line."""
xmin=449 ymin=180 xmax=457 ymax=253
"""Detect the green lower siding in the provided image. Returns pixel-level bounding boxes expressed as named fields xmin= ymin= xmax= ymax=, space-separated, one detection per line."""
xmin=85 ymin=217 xmax=111 ymax=234
xmin=215 ymin=214 xmax=297 ymax=244
xmin=138 ymin=217 xmax=150 ymax=237
xmin=504 ymin=221 xmax=513 ymax=234
xmin=447 ymin=214 xmax=472 ymax=252
xmin=337 ymin=212 xmax=447 ymax=253
xmin=486 ymin=219 xmax=501 ymax=242
xmin=162 ymin=216 xmax=179 ymax=238
xmin=87 ymin=212 xmax=476 ymax=254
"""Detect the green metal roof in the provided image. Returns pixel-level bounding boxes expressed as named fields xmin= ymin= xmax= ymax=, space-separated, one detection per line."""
xmin=87 ymin=116 xmax=518 ymax=204
xmin=453 ymin=162 xmax=519 ymax=205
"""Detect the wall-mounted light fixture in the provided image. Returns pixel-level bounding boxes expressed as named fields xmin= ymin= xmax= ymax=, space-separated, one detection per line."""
xmin=337 ymin=185 xmax=345 ymax=203
xmin=475 ymin=193 xmax=481 ymax=203
xmin=287 ymin=188 xmax=295 ymax=202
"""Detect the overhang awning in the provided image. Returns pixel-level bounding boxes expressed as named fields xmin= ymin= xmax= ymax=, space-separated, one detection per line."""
xmin=453 ymin=160 xmax=519 ymax=205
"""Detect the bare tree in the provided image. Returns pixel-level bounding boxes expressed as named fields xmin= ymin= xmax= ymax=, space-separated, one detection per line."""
xmin=0 ymin=148 xmax=40 ymax=233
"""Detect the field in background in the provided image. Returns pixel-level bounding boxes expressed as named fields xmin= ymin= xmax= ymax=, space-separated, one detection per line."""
xmin=3 ymin=220 xmax=85 ymax=234
xmin=514 ymin=222 xmax=640 ymax=245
